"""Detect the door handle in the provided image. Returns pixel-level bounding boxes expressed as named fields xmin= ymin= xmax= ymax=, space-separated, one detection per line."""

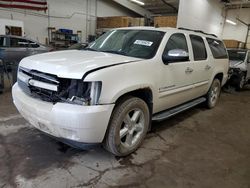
xmin=205 ymin=65 xmax=211 ymax=70
xmin=185 ymin=67 xmax=193 ymax=74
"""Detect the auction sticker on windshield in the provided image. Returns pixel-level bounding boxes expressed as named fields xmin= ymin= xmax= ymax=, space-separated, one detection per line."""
xmin=134 ymin=40 xmax=153 ymax=46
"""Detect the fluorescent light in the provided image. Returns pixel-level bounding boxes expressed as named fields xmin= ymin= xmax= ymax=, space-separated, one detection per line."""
xmin=131 ymin=0 xmax=145 ymax=5
xmin=226 ymin=19 xmax=237 ymax=25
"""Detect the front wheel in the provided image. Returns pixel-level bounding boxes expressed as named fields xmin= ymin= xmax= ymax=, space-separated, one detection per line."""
xmin=104 ymin=97 xmax=150 ymax=156
xmin=206 ymin=79 xmax=221 ymax=109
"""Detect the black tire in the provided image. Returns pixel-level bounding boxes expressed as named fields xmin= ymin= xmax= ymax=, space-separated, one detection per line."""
xmin=236 ymin=73 xmax=245 ymax=91
xmin=206 ymin=79 xmax=221 ymax=109
xmin=104 ymin=97 xmax=150 ymax=156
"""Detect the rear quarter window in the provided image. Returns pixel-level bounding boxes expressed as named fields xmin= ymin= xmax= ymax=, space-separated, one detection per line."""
xmin=206 ymin=38 xmax=228 ymax=59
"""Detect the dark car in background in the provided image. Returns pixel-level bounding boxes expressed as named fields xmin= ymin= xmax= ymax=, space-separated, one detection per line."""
xmin=227 ymin=49 xmax=250 ymax=90
xmin=0 ymin=35 xmax=52 ymax=69
xmin=68 ymin=42 xmax=88 ymax=50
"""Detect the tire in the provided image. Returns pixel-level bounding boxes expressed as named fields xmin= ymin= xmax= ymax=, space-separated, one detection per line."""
xmin=104 ymin=97 xmax=150 ymax=156
xmin=236 ymin=73 xmax=245 ymax=91
xmin=206 ymin=79 xmax=221 ymax=109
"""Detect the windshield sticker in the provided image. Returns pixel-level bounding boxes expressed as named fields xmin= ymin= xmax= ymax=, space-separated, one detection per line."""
xmin=134 ymin=40 xmax=153 ymax=46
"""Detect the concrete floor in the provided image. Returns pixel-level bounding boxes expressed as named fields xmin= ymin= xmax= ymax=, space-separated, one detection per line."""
xmin=0 ymin=86 xmax=250 ymax=188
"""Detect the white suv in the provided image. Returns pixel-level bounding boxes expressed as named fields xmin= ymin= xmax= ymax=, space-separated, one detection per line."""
xmin=12 ymin=27 xmax=229 ymax=156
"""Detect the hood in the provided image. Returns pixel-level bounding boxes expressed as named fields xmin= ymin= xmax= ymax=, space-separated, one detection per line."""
xmin=19 ymin=50 xmax=141 ymax=79
xmin=229 ymin=60 xmax=247 ymax=71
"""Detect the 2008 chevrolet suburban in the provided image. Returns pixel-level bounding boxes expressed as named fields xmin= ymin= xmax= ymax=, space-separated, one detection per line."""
xmin=12 ymin=27 xmax=229 ymax=156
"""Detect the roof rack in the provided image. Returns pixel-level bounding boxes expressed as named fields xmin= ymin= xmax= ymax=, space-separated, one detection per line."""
xmin=178 ymin=27 xmax=217 ymax=38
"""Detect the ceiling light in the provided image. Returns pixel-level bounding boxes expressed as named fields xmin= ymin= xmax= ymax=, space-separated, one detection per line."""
xmin=226 ymin=19 xmax=237 ymax=25
xmin=130 ymin=0 xmax=145 ymax=6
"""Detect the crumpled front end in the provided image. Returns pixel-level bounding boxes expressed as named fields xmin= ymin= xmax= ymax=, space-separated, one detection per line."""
xmin=12 ymin=66 xmax=115 ymax=143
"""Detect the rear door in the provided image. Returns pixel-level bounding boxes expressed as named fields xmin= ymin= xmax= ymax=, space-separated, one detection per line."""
xmin=189 ymin=34 xmax=212 ymax=96
xmin=5 ymin=37 xmax=29 ymax=64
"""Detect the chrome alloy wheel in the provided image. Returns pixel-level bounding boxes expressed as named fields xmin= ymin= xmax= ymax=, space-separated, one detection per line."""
xmin=119 ymin=108 xmax=145 ymax=149
xmin=210 ymin=83 xmax=220 ymax=106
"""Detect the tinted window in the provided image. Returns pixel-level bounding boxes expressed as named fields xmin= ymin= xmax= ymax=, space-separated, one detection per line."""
xmin=207 ymin=38 xmax=228 ymax=59
xmin=10 ymin=38 xmax=28 ymax=48
xmin=190 ymin=35 xmax=207 ymax=61
xmin=89 ymin=30 xmax=165 ymax=59
xmin=163 ymin=33 xmax=188 ymax=57
xmin=0 ymin=37 xmax=7 ymax=47
xmin=228 ymin=50 xmax=247 ymax=61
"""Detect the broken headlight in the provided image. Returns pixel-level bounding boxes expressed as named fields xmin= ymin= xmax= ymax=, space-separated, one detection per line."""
xmin=61 ymin=80 xmax=102 ymax=106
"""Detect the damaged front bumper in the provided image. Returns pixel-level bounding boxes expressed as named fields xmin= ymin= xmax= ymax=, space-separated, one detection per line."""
xmin=12 ymin=83 xmax=115 ymax=143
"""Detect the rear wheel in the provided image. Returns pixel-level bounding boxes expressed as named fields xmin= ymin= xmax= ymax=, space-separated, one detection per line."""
xmin=104 ymin=97 xmax=150 ymax=156
xmin=206 ymin=79 xmax=221 ymax=109
xmin=236 ymin=73 xmax=245 ymax=91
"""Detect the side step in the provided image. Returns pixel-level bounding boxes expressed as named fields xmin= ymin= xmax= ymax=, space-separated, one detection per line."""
xmin=152 ymin=97 xmax=206 ymax=121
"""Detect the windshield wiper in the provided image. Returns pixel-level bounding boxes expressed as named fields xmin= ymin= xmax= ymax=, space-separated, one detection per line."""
xmin=100 ymin=50 xmax=126 ymax=56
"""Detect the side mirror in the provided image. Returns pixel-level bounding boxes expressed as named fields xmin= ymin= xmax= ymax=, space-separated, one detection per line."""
xmin=162 ymin=49 xmax=189 ymax=64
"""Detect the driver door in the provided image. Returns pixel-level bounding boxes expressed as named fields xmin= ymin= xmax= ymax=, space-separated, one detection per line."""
xmin=156 ymin=33 xmax=196 ymax=112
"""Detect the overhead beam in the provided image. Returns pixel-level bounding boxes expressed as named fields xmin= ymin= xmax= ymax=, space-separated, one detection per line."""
xmin=111 ymin=0 xmax=153 ymax=17
xmin=160 ymin=0 xmax=178 ymax=12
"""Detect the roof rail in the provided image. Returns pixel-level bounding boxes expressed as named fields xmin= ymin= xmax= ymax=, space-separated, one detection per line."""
xmin=178 ymin=27 xmax=217 ymax=38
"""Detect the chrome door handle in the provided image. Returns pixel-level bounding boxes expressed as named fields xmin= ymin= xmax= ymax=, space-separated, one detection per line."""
xmin=185 ymin=67 xmax=193 ymax=74
xmin=205 ymin=65 xmax=211 ymax=70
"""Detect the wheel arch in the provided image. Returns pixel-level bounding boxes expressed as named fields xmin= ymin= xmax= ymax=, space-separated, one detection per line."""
xmin=112 ymin=87 xmax=153 ymax=131
xmin=214 ymin=72 xmax=224 ymax=84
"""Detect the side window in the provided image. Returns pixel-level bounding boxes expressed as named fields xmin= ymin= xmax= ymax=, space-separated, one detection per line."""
xmin=163 ymin=33 xmax=189 ymax=55
xmin=206 ymin=38 xmax=228 ymax=59
xmin=0 ymin=37 xmax=7 ymax=47
xmin=28 ymin=40 xmax=39 ymax=48
xmin=190 ymin=35 xmax=207 ymax=61
xmin=10 ymin=38 xmax=29 ymax=48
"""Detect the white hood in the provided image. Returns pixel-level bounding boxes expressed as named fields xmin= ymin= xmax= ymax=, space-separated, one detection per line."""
xmin=19 ymin=50 xmax=141 ymax=79
xmin=229 ymin=60 xmax=247 ymax=71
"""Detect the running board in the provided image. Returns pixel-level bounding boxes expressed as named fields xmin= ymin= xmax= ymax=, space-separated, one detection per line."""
xmin=152 ymin=97 xmax=206 ymax=121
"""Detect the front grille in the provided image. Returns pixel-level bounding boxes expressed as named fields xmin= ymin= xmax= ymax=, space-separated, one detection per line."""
xmin=18 ymin=67 xmax=61 ymax=102
xmin=18 ymin=67 xmax=90 ymax=103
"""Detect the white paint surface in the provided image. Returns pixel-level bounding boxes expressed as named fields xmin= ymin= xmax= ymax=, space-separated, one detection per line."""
xmin=0 ymin=18 xmax=24 ymax=36
xmin=177 ymin=0 xmax=225 ymax=38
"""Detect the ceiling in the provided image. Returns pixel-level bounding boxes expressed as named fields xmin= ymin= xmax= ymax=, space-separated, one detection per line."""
xmin=224 ymin=0 xmax=250 ymax=8
xmin=142 ymin=0 xmax=179 ymax=15
xmin=129 ymin=0 xmax=250 ymax=16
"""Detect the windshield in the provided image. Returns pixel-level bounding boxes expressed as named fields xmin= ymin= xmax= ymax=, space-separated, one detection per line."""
xmin=228 ymin=50 xmax=247 ymax=61
xmin=87 ymin=29 xmax=165 ymax=59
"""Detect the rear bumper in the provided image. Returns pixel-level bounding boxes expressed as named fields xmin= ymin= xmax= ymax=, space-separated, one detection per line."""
xmin=12 ymin=83 xmax=115 ymax=143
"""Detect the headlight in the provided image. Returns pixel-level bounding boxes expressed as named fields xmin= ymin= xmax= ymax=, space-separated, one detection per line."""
xmin=66 ymin=81 xmax=102 ymax=106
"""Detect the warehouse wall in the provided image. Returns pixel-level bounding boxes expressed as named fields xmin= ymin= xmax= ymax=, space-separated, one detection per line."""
xmin=222 ymin=8 xmax=250 ymax=43
xmin=0 ymin=0 xmax=135 ymax=44
xmin=0 ymin=18 xmax=24 ymax=35
xmin=177 ymin=0 xmax=225 ymax=37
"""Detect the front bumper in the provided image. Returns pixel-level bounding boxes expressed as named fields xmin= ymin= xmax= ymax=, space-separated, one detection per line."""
xmin=12 ymin=83 xmax=115 ymax=143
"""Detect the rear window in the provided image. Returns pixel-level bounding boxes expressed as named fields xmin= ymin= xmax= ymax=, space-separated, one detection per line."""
xmin=207 ymin=38 xmax=228 ymax=59
xmin=10 ymin=37 xmax=29 ymax=48
xmin=228 ymin=50 xmax=247 ymax=61
xmin=190 ymin=35 xmax=207 ymax=61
